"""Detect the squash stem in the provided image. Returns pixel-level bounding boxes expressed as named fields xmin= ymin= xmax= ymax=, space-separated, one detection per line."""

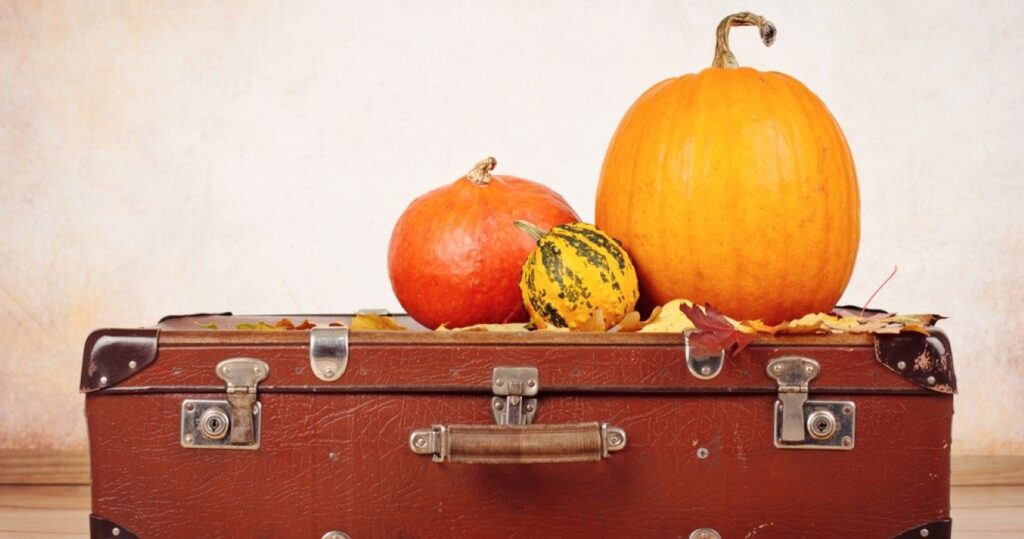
xmin=712 ymin=12 xmax=775 ymax=69
xmin=467 ymin=157 xmax=497 ymax=185
xmin=514 ymin=220 xmax=549 ymax=242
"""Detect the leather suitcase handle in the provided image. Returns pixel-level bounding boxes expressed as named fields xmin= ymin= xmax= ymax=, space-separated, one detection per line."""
xmin=409 ymin=421 xmax=627 ymax=464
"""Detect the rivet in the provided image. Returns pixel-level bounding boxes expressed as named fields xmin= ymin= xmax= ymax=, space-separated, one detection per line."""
xmin=926 ymin=376 xmax=936 ymax=385
xmin=920 ymin=529 xmax=929 ymax=537
xmin=128 ymin=360 xmax=137 ymax=369
xmin=328 ymin=451 xmax=338 ymax=461
xmin=252 ymin=406 xmax=259 ymax=415
xmin=223 ymin=366 xmax=231 ymax=374
xmin=842 ymin=436 xmax=853 ymax=447
xmin=842 ymin=405 xmax=853 ymax=415
xmin=185 ymin=403 xmax=195 ymax=413
xmin=525 ymin=402 xmax=535 ymax=412
xmin=773 ymin=364 xmax=782 ymax=373
xmin=897 ymin=360 xmax=907 ymax=370
xmin=184 ymin=434 xmax=194 ymax=444
xmin=495 ymin=378 xmax=504 ymax=387
xmin=527 ymin=379 xmax=536 ymax=388
xmin=701 ymin=366 xmax=711 ymax=376
xmin=697 ymin=447 xmax=709 ymax=459
xmin=324 ymin=367 xmax=335 ymax=377
xmin=112 ymin=527 xmax=121 ymax=537
xmin=254 ymin=366 xmax=262 ymax=375
xmin=494 ymin=400 xmax=504 ymax=410
xmin=415 ymin=437 xmax=427 ymax=448
xmin=99 ymin=376 xmax=108 ymax=386
xmin=805 ymin=365 xmax=814 ymax=374
xmin=608 ymin=433 xmax=623 ymax=446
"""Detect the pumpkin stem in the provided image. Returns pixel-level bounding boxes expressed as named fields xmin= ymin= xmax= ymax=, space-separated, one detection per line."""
xmin=467 ymin=156 xmax=497 ymax=185
xmin=514 ymin=220 xmax=549 ymax=242
xmin=712 ymin=12 xmax=776 ymax=69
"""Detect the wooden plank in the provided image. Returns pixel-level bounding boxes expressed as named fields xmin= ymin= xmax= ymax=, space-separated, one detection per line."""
xmin=0 ymin=485 xmax=1021 ymax=537
xmin=952 ymin=455 xmax=1024 ymax=486
xmin=0 ymin=450 xmax=89 ymax=485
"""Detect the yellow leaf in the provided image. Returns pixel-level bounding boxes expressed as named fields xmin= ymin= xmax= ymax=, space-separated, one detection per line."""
xmin=574 ymin=308 xmax=607 ymax=332
xmin=640 ymin=300 xmax=697 ymax=333
xmin=350 ymin=314 xmax=408 ymax=331
xmin=615 ymin=306 xmax=664 ymax=332
xmin=448 ymin=323 xmax=532 ymax=332
xmin=236 ymin=321 xmax=284 ymax=331
xmin=194 ymin=321 xmax=218 ymax=330
xmin=774 ymin=313 xmax=836 ymax=335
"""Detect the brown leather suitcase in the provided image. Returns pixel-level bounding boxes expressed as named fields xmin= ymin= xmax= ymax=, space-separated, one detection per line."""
xmin=81 ymin=313 xmax=955 ymax=538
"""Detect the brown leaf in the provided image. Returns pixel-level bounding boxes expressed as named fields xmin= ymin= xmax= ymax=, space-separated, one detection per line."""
xmin=350 ymin=314 xmax=408 ymax=331
xmin=274 ymin=318 xmax=295 ymax=330
xmin=328 ymin=322 xmax=346 ymax=327
xmin=681 ymin=303 xmax=755 ymax=354
xmin=294 ymin=319 xmax=317 ymax=330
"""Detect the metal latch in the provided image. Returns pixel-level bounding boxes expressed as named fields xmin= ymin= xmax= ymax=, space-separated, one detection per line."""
xmin=767 ymin=356 xmax=855 ymax=450
xmin=181 ymin=357 xmax=269 ymax=450
xmin=310 ymin=327 xmax=349 ymax=382
xmin=491 ymin=366 xmax=539 ymax=425
xmin=684 ymin=331 xmax=726 ymax=380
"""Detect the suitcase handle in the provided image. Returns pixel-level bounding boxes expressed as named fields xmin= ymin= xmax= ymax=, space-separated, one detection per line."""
xmin=408 ymin=421 xmax=627 ymax=464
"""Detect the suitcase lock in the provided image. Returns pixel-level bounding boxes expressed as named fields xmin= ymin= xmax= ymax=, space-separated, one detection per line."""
xmin=767 ymin=356 xmax=855 ymax=450
xmin=181 ymin=357 xmax=269 ymax=450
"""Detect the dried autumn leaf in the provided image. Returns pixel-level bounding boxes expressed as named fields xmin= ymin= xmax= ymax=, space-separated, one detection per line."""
xmin=574 ymin=308 xmax=607 ymax=332
xmin=194 ymin=321 xmax=218 ymax=330
xmin=447 ymin=323 xmax=533 ymax=332
xmin=615 ymin=306 xmax=663 ymax=333
xmin=773 ymin=313 xmax=834 ymax=335
xmin=681 ymin=303 xmax=755 ymax=354
xmin=294 ymin=319 xmax=317 ymax=330
xmin=350 ymin=314 xmax=408 ymax=331
xmin=640 ymin=300 xmax=698 ymax=333
xmin=328 ymin=322 xmax=346 ymax=327
xmin=274 ymin=318 xmax=295 ymax=330
xmin=236 ymin=321 xmax=284 ymax=331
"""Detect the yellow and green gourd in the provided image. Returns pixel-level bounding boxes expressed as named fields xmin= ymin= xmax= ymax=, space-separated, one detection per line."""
xmin=515 ymin=221 xmax=639 ymax=330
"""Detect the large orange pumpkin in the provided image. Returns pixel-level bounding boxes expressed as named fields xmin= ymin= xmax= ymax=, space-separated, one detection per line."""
xmin=595 ymin=12 xmax=860 ymax=324
xmin=388 ymin=157 xmax=579 ymax=329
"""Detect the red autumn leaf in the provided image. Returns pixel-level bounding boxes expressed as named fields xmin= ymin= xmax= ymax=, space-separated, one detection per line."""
xmin=680 ymin=302 xmax=755 ymax=355
xmin=273 ymin=318 xmax=296 ymax=330
xmin=293 ymin=319 xmax=317 ymax=330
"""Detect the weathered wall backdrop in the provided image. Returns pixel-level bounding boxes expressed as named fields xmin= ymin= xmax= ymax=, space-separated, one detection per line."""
xmin=1 ymin=1 xmax=1022 ymax=453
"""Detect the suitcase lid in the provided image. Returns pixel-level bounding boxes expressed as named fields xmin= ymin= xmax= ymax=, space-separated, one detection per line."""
xmin=80 ymin=313 xmax=955 ymax=396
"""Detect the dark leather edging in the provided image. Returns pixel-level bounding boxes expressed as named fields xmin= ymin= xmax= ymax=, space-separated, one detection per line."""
xmin=874 ymin=329 xmax=956 ymax=394
xmin=90 ymin=514 xmax=139 ymax=538
xmin=81 ymin=329 xmax=159 ymax=393
xmin=893 ymin=518 xmax=951 ymax=538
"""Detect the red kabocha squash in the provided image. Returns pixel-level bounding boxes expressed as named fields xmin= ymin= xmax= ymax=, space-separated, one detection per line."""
xmin=595 ymin=12 xmax=860 ymax=324
xmin=388 ymin=157 xmax=579 ymax=329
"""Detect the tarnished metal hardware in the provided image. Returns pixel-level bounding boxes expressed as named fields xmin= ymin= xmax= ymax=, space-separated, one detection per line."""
xmin=875 ymin=330 xmax=957 ymax=393
xmin=178 ymin=357 xmax=268 ymax=449
xmin=309 ymin=327 xmax=349 ymax=382
xmin=409 ymin=422 xmax=627 ymax=464
xmin=684 ymin=331 xmax=725 ymax=380
xmin=491 ymin=366 xmax=539 ymax=425
xmin=80 ymin=328 xmax=159 ymax=393
xmin=217 ymin=357 xmax=269 ymax=446
xmin=689 ymin=529 xmax=721 ymax=539
xmin=321 ymin=532 xmax=351 ymax=539
xmin=181 ymin=400 xmax=262 ymax=450
xmin=894 ymin=519 xmax=952 ymax=538
xmin=767 ymin=356 xmax=855 ymax=450
xmin=90 ymin=514 xmax=139 ymax=539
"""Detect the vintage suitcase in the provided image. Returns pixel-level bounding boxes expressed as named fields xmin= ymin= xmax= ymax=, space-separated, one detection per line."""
xmin=81 ymin=313 xmax=955 ymax=538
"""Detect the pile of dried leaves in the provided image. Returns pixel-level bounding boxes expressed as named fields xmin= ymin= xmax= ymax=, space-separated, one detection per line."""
xmin=195 ymin=302 xmax=942 ymax=355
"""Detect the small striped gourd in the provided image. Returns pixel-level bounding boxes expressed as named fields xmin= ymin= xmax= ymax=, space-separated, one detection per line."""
xmin=515 ymin=221 xmax=639 ymax=330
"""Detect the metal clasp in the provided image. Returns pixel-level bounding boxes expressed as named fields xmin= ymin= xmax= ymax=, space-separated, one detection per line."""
xmin=684 ymin=331 xmax=726 ymax=380
xmin=310 ymin=327 xmax=349 ymax=381
xmin=767 ymin=356 xmax=855 ymax=450
xmin=491 ymin=366 xmax=539 ymax=425
xmin=181 ymin=357 xmax=268 ymax=450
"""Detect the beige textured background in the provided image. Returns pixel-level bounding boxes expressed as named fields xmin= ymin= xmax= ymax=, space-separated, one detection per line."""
xmin=1 ymin=1 xmax=1021 ymax=453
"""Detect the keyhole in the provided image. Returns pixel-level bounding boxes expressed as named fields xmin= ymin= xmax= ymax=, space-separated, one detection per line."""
xmin=806 ymin=410 xmax=837 ymax=441
xmin=199 ymin=409 xmax=230 ymax=440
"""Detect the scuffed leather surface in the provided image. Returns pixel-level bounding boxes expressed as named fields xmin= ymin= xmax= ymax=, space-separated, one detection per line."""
xmin=110 ymin=343 xmax=926 ymax=394
xmin=87 ymin=388 xmax=951 ymax=537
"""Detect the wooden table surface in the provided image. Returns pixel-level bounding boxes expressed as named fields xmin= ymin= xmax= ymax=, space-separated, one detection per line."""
xmin=1 ymin=484 xmax=1022 ymax=538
